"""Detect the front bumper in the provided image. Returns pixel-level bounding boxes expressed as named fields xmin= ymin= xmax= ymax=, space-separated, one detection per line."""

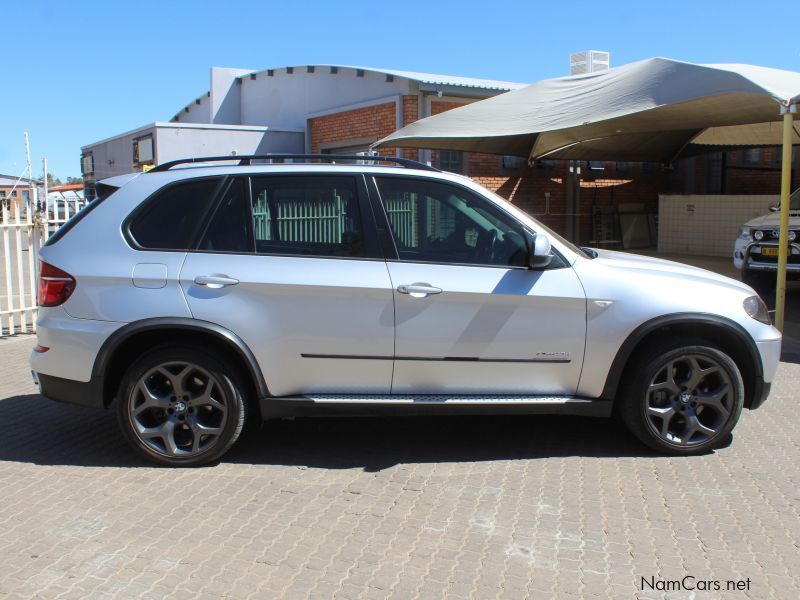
xmin=748 ymin=336 xmax=782 ymax=410
xmin=749 ymin=378 xmax=772 ymax=410
xmin=735 ymin=240 xmax=800 ymax=274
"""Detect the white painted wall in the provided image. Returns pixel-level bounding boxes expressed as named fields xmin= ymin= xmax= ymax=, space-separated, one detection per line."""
xmin=239 ymin=67 xmax=414 ymax=129
xmin=178 ymin=94 xmax=212 ymax=123
xmin=83 ymin=124 xmax=304 ymax=180
xmin=211 ymin=67 xmax=253 ymax=124
xmin=85 ymin=127 xmax=149 ymax=180
xmin=155 ymin=126 xmax=303 ymax=163
xmin=658 ymin=194 xmax=778 ymax=257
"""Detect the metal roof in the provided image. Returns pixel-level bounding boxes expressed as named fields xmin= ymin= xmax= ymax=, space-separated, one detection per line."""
xmin=242 ymin=65 xmax=528 ymax=91
xmin=0 ymin=174 xmax=42 ymax=186
xmin=324 ymin=66 xmax=528 ymax=91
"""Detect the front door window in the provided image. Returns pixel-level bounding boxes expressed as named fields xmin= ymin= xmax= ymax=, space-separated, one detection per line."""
xmin=374 ymin=177 xmax=528 ymax=267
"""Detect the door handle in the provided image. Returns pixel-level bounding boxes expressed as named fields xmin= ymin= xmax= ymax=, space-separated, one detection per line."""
xmin=397 ymin=283 xmax=442 ymax=298
xmin=194 ymin=274 xmax=239 ymax=289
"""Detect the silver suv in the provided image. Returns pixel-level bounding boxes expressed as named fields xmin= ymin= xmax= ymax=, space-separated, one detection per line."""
xmin=30 ymin=155 xmax=782 ymax=466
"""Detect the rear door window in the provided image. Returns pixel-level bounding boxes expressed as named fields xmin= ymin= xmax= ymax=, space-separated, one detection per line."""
xmin=250 ymin=176 xmax=367 ymax=258
xmin=128 ymin=178 xmax=223 ymax=250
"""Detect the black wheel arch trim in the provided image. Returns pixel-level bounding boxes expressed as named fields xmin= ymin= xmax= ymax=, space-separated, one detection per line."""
xmin=600 ymin=312 xmax=763 ymax=402
xmin=93 ymin=317 xmax=270 ymax=402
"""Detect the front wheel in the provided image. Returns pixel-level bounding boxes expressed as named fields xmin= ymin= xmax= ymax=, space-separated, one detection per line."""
xmin=116 ymin=346 xmax=246 ymax=466
xmin=619 ymin=339 xmax=744 ymax=454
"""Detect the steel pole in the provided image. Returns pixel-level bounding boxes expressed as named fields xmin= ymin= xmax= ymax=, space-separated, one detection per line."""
xmin=774 ymin=104 xmax=796 ymax=331
xmin=42 ymin=158 xmax=48 ymax=213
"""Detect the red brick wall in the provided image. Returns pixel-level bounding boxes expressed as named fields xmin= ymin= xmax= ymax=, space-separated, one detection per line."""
xmin=401 ymin=96 xmax=419 ymax=161
xmin=721 ymin=148 xmax=786 ymax=194
xmin=309 ymin=102 xmax=397 ymax=157
xmin=468 ymin=160 xmax=665 ymax=241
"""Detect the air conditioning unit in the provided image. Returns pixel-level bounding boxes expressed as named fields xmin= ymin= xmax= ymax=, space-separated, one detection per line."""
xmin=570 ymin=51 xmax=610 ymax=75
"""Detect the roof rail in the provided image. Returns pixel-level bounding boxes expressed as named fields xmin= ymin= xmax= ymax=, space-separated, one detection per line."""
xmin=148 ymin=153 xmax=441 ymax=173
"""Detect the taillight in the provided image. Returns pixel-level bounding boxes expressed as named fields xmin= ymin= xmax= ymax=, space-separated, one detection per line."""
xmin=38 ymin=261 xmax=76 ymax=307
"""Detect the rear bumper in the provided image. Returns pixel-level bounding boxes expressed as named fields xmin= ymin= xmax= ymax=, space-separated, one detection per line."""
xmin=36 ymin=372 xmax=105 ymax=409
xmin=30 ymin=307 xmax=124 ymax=382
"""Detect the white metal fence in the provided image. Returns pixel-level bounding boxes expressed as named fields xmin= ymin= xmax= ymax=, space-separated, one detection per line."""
xmin=0 ymin=189 xmax=87 ymax=335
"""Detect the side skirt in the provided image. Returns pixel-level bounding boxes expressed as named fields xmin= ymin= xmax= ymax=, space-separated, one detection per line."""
xmin=258 ymin=394 xmax=613 ymax=419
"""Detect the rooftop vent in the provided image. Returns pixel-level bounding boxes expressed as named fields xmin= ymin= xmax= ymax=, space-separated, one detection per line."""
xmin=570 ymin=51 xmax=610 ymax=75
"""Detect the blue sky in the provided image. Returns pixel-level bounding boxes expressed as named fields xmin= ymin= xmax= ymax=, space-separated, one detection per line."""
xmin=1 ymin=0 xmax=798 ymax=180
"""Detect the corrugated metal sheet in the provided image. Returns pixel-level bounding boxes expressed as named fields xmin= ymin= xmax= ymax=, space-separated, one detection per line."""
xmin=340 ymin=66 xmax=529 ymax=90
xmin=0 ymin=175 xmax=41 ymax=186
xmin=243 ymin=65 xmax=528 ymax=91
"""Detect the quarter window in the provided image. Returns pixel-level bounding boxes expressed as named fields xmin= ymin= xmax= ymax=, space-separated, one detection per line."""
xmin=375 ymin=177 xmax=528 ymax=268
xmin=250 ymin=176 xmax=365 ymax=258
xmin=129 ymin=178 xmax=222 ymax=250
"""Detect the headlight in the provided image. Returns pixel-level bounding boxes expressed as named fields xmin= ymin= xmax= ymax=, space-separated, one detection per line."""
xmin=789 ymin=230 xmax=797 ymax=242
xmin=739 ymin=227 xmax=752 ymax=239
xmin=753 ymin=230 xmax=764 ymax=241
xmin=743 ymin=295 xmax=771 ymax=325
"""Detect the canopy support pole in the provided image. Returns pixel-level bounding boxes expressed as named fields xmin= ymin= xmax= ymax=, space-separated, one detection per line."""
xmin=775 ymin=103 xmax=796 ymax=332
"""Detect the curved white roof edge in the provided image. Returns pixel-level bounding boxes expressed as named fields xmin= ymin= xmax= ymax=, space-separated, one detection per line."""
xmin=170 ymin=64 xmax=529 ymax=120
xmin=243 ymin=64 xmax=529 ymax=91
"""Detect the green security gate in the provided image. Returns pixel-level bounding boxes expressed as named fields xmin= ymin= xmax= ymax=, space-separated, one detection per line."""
xmin=253 ymin=192 xmax=347 ymax=243
xmin=252 ymin=190 xmax=420 ymax=247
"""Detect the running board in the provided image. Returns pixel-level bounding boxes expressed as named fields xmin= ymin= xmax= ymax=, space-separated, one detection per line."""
xmin=259 ymin=394 xmax=612 ymax=419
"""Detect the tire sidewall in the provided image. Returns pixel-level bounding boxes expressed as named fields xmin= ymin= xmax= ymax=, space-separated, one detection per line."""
xmin=116 ymin=347 xmax=246 ymax=467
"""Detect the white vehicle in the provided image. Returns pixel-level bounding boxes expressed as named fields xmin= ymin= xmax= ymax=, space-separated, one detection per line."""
xmin=30 ymin=155 xmax=781 ymax=466
xmin=735 ymin=190 xmax=800 ymax=291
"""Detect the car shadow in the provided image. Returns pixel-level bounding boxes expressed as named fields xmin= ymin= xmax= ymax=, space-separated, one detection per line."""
xmin=0 ymin=393 xmax=687 ymax=470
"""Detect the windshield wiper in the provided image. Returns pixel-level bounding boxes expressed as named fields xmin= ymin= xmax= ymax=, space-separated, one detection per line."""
xmin=580 ymin=247 xmax=598 ymax=259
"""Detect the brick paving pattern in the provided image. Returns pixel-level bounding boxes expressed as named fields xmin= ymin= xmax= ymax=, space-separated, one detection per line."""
xmin=0 ymin=335 xmax=798 ymax=599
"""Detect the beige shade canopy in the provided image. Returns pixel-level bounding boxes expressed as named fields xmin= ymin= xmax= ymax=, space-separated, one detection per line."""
xmin=374 ymin=58 xmax=800 ymax=162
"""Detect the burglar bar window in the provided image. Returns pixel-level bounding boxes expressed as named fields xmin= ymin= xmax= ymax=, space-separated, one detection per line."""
xmin=81 ymin=153 xmax=94 ymax=175
xmin=134 ymin=135 xmax=154 ymax=166
xmin=438 ymin=150 xmax=464 ymax=174
xmin=742 ymin=148 xmax=762 ymax=167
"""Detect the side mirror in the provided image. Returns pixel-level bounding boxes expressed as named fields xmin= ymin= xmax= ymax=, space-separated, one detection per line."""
xmin=525 ymin=230 xmax=553 ymax=270
xmin=769 ymin=202 xmax=780 ymax=213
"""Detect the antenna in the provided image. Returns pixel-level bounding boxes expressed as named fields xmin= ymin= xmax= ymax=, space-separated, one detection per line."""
xmin=24 ymin=132 xmax=32 ymax=182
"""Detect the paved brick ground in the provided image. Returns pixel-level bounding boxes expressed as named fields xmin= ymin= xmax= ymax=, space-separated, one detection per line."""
xmin=0 ymin=335 xmax=798 ymax=599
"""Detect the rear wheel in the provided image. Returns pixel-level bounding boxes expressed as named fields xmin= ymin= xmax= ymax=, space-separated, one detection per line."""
xmin=116 ymin=346 xmax=246 ymax=466
xmin=619 ymin=339 xmax=744 ymax=454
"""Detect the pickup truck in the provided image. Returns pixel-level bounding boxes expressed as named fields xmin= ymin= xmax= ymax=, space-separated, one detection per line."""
xmin=735 ymin=190 xmax=800 ymax=292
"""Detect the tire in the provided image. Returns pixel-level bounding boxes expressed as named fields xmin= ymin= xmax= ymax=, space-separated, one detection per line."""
xmin=116 ymin=346 xmax=246 ymax=466
xmin=619 ymin=337 xmax=744 ymax=455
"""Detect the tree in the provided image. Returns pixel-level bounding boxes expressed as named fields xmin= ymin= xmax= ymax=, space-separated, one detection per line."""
xmin=66 ymin=176 xmax=84 ymax=185
xmin=39 ymin=172 xmax=62 ymax=187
